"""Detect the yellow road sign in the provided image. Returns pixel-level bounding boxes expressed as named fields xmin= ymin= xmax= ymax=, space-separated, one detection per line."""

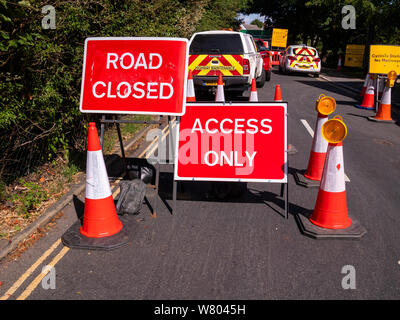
xmin=321 ymin=116 xmax=347 ymax=143
xmin=369 ymin=45 xmax=400 ymax=74
xmin=271 ymin=28 xmax=288 ymax=48
xmin=344 ymin=44 xmax=365 ymax=67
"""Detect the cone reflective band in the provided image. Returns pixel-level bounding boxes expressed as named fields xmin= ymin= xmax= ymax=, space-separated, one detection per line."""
xmin=321 ymin=116 xmax=347 ymax=144
xmin=187 ymin=69 xmax=196 ymax=102
xmin=81 ymin=122 xmax=123 ymax=238
xmin=388 ymin=70 xmax=397 ymax=87
xmin=249 ymin=78 xmax=258 ymax=102
xmin=316 ymin=95 xmax=336 ymax=115
xmin=355 ymin=82 xmax=375 ymax=110
xmin=215 ymin=74 xmax=225 ymax=102
xmin=309 ymin=141 xmax=351 ymax=229
xmin=361 ymin=74 xmax=370 ymax=96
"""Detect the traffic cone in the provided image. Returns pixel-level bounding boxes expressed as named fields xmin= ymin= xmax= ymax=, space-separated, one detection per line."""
xmin=309 ymin=141 xmax=351 ymax=229
xmin=368 ymin=85 xmax=395 ymax=123
xmin=186 ymin=69 xmax=196 ymax=102
xmin=337 ymin=55 xmax=342 ymax=71
xmin=360 ymin=74 xmax=370 ymax=97
xmin=355 ymin=84 xmax=375 ymax=110
xmin=215 ymin=74 xmax=225 ymax=102
xmin=80 ymin=122 xmax=123 ymax=238
xmin=249 ymin=78 xmax=258 ymax=101
xmin=274 ymin=85 xmax=282 ymax=101
xmin=304 ymin=113 xmax=329 ymax=181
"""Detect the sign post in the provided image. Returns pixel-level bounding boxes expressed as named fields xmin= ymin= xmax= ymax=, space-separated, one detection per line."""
xmin=174 ymin=103 xmax=288 ymax=218
xmin=79 ymin=37 xmax=189 ymax=214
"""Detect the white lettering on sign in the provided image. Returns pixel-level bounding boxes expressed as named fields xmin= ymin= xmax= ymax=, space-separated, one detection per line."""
xmin=204 ymin=151 xmax=257 ymax=167
xmin=106 ymin=52 xmax=163 ymax=70
xmin=92 ymin=81 xmax=173 ymax=100
xmin=92 ymin=52 xmax=170 ymax=100
xmin=191 ymin=118 xmax=273 ymax=135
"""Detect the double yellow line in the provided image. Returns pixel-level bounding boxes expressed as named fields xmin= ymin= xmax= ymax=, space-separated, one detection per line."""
xmin=0 ymin=120 xmax=175 ymax=300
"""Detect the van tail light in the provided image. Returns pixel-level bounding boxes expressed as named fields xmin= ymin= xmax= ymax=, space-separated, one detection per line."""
xmin=313 ymin=58 xmax=321 ymax=62
xmin=288 ymin=56 xmax=296 ymax=62
xmin=243 ymin=59 xmax=250 ymax=74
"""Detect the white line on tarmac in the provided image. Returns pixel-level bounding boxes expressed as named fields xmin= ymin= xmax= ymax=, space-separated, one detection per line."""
xmin=300 ymin=119 xmax=350 ymax=182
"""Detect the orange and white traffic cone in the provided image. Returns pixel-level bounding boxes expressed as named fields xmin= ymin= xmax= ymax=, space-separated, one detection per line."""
xmin=368 ymin=85 xmax=395 ymax=123
xmin=274 ymin=84 xmax=282 ymax=101
xmin=295 ymin=117 xmax=366 ymax=238
xmin=249 ymin=78 xmax=258 ymax=101
xmin=304 ymin=113 xmax=329 ymax=181
xmin=337 ymin=55 xmax=342 ymax=71
xmin=215 ymin=74 xmax=225 ymax=102
xmin=309 ymin=141 xmax=351 ymax=229
xmin=186 ymin=69 xmax=196 ymax=102
xmin=360 ymin=74 xmax=370 ymax=97
xmin=80 ymin=122 xmax=123 ymax=238
xmin=294 ymin=95 xmax=336 ymax=188
xmin=355 ymin=83 xmax=375 ymax=110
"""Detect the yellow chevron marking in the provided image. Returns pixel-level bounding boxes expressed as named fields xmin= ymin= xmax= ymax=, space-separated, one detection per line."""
xmin=224 ymin=55 xmax=243 ymax=75
xmin=189 ymin=55 xmax=207 ymax=71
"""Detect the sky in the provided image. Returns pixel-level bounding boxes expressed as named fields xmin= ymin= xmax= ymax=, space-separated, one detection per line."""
xmin=237 ymin=13 xmax=265 ymax=24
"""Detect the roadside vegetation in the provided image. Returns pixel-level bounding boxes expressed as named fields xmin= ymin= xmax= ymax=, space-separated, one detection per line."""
xmin=0 ymin=0 xmax=249 ymax=239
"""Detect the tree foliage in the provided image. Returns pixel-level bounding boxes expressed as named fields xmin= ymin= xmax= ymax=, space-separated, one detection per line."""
xmin=0 ymin=0 xmax=248 ymax=183
xmin=246 ymin=0 xmax=400 ymax=65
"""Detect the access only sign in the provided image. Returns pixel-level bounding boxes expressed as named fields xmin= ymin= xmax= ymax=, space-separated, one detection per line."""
xmin=80 ymin=37 xmax=189 ymax=115
xmin=174 ymin=103 xmax=287 ymax=182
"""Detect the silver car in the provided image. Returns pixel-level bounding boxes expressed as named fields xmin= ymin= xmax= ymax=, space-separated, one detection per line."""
xmin=279 ymin=45 xmax=321 ymax=77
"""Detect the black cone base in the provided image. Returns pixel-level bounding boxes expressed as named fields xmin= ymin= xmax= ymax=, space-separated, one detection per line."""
xmin=61 ymin=215 xmax=137 ymax=250
xmin=295 ymin=212 xmax=367 ymax=240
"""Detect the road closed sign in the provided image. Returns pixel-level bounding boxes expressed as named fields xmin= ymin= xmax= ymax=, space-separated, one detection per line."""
xmin=80 ymin=37 xmax=189 ymax=115
xmin=174 ymin=103 xmax=287 ymax=182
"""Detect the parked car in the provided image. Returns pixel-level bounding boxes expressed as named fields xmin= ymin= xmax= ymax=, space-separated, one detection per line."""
xmin=188 ymin=30 xmax=266 ymax=95
xmin=254 ymin=38 xmax=272 ymax=82
xmin=279 ymin=45 xmax=321 ymax=77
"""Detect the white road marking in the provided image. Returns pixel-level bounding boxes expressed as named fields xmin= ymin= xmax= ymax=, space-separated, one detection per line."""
xmin=300 ymin=119 xmax=350 ymax=182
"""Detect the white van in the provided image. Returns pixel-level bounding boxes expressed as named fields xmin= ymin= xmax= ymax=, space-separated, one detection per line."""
xmin=188 ymin=30 xmax=265 ymax=94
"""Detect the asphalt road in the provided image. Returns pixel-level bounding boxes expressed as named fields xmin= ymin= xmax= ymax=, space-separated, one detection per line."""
xmin=1 ymin=69 xmax=400 ymax=301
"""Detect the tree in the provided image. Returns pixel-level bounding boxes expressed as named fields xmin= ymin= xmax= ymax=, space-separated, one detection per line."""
xmin=250 ymin=18 xmax=264 ymax=29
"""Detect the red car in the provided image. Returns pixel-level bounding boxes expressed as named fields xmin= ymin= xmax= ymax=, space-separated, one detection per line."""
xmin=254 ymin=38 xmax=271 ymax=81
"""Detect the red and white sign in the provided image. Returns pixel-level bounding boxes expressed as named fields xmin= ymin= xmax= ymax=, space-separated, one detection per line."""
xmin=174 ymin=103 xmax=287 ymax=182
xmin=80 ymin=37 xmax=189 ymax=115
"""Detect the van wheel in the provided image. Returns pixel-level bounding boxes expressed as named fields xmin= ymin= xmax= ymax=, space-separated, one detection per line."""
xmin=313 ymin=73 xmax=320 ymax=78
xmin=256 ymin=69 xmax=266 ymax=88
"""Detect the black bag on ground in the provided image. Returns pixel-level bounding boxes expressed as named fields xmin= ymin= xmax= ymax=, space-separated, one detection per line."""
xmin=126 ymin=158 xmax=155 ymax=184
xmin=116 ymin=179 xmax=146 ymax=215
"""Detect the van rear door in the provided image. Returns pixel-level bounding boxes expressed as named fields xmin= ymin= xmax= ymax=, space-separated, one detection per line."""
xmin=189 ymin=34 xmax=244 ymax=78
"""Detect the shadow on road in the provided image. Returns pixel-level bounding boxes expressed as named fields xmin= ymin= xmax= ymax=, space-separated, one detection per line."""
xmin=295 ymin=80 xmax=361 ymax=100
